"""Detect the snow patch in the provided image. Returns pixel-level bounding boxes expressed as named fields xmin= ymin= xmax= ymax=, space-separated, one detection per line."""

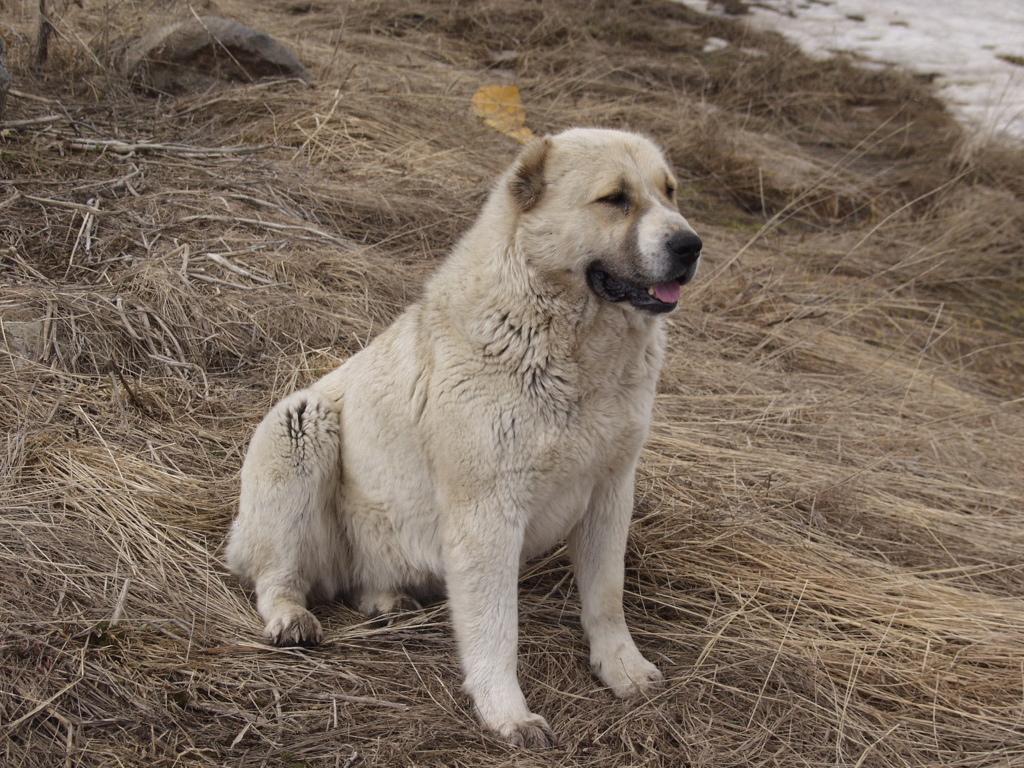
xmin=687 ymin=0 xmax=1024 ymax=140
xmin=703 ymin=36 xmax=731 ymax=53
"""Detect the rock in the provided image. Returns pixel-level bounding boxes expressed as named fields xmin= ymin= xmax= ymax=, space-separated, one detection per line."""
xmin=122 ymin=16 xmax=311 ymax=94
xmin=1 ymin=317 xmax=47 ymax=361
xmin=710 ymin=0 xmax=750 ymax=15
xmin=487 ymin=50 xmax=520 ymax=68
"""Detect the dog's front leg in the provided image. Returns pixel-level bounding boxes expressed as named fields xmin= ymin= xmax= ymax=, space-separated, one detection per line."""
xmin=444 ymin=494 xmax=554 ymax=748
xmin=569 ymin=464 xmax=663 ymax=698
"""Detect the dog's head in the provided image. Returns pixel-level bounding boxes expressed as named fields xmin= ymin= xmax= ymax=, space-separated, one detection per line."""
xmin=506 ymin=128 xmax=701 ymax=314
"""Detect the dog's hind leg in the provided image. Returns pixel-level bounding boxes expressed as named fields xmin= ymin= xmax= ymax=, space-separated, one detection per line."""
xmin=226 ymin=390 xmax=343 ymax=646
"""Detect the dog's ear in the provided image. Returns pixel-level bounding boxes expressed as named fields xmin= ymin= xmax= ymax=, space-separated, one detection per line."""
xmin=508 ymin=136 xmax=550 ymax=212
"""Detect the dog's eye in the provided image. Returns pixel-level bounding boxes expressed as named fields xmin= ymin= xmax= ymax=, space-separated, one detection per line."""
xmin=665 ymin=184 xmax=676 ymax=199
xmin=596 ymin=191 xmax=630 ymax=213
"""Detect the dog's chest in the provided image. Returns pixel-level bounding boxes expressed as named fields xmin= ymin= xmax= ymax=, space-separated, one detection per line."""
xmin=519 ymin=396 xmax=648 ymax=557
xmin=517 ymin=325 xmax=664 ymax=553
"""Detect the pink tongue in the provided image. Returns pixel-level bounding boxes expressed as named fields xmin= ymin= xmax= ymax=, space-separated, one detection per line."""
xmin=652 ymin=281 xmax=681 ymax=304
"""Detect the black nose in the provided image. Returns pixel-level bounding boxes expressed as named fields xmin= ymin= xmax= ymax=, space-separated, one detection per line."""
xmin=666 ymin=230 xmax=702 ymax=268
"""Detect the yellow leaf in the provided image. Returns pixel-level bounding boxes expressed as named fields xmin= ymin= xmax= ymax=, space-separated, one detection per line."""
xmin=471 ymin=84 xmax=535 ymax=144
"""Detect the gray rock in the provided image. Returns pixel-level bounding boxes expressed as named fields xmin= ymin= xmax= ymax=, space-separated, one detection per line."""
xmin=1 ymin=317 xmax=47 ymax=362
xmin=121 ymin=16 xmax=311 ymax=93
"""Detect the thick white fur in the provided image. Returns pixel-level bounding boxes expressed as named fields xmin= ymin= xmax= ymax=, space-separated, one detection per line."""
xmin=226 ymin=128 xmax=697 ymax=747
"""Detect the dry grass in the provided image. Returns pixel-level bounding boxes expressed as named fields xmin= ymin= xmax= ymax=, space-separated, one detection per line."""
xmin=2 ymin=1 xmax=1024 ymax=766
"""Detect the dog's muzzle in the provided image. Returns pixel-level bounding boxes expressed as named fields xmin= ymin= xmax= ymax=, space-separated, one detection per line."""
xmin=586 ymin=230 xmax=701 ymax=313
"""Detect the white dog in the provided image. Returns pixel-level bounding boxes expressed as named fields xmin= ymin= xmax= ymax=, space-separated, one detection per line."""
xmin=226 ymin=128 xmax=702 ymax=747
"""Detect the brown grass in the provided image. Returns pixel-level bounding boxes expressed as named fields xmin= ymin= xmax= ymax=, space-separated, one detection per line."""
xmin=2 ymin=1 xmax=1024 ymax=766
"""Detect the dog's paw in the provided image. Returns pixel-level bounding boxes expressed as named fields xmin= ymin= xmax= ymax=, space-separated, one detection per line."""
xmin=593 ymin=649 xmax=663 ymax=699
xmin=496 ymin=713 xmax=556 ymax=749
xmin=264 ymin=608 xmax=323 ymax=647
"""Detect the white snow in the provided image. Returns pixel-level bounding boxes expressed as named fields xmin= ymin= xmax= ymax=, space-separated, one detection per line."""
xmin=687 ymin=0 xmax=1024 ymax=141
xmin=702 ymin=36 xmax=731 ymax=53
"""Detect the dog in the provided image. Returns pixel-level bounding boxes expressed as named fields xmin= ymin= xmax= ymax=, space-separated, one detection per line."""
xmin=226 ymin=128 xmax=702 ymax=747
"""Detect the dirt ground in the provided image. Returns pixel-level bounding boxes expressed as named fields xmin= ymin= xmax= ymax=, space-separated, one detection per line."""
xmin=2 ymin=1 xmax=1023 ymax=766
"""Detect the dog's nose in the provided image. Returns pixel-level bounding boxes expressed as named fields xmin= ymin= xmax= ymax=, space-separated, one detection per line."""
xmin=666 ymin=230 xmax=702 ymax=268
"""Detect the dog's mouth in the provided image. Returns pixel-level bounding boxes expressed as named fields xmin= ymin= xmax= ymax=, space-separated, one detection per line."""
xmin=585 ymin=262 xmax=697 ymax=313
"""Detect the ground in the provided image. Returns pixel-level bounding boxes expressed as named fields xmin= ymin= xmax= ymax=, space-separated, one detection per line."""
xmin=691 ymin=0 xmax=1024 ymax=139
xmin=1 ymin=1 xmax=1023 ymax=767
